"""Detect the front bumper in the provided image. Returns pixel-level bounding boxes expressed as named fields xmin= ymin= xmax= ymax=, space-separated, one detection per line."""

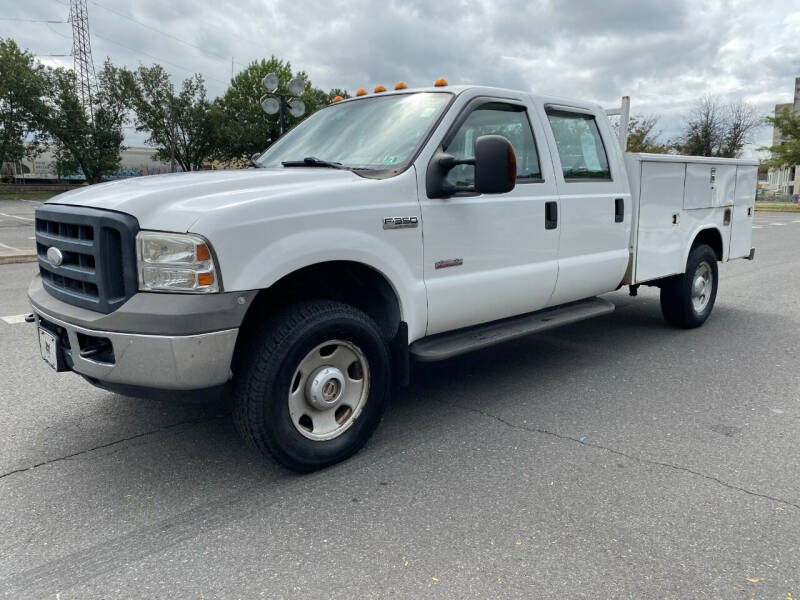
xmin=28 ymin=275 xmax=254 ymax=391
xmin=33 ymin=307 xmax=238 ymax=390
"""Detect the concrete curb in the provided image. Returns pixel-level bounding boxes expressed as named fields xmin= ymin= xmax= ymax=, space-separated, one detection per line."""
xmin=0 ymin=251 xmax=38 ymax=265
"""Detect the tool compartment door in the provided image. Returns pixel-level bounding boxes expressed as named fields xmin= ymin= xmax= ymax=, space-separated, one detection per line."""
xmin=634 ymin=160 xmax=686 ymax=282
xmin=684 ymin=163 xmax=736 ymax=209
xmin=729 ymin=165 xmax=757 ymax=259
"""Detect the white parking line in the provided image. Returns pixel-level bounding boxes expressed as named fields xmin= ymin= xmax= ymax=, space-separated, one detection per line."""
xmin=1 ymin=314 xmax=28 ymax=325
xmin=771 ymin=223 xmax=787 ymax=226
xmin=0 ymin=212 xmax=34 ymax=222
xmin=752 ymin=226 xmax=763 ymax=229
xmin=0 ymin=240 xmax=21 ymax=251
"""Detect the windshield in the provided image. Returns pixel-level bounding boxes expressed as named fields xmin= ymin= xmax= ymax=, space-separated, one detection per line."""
xmin=257 ymin=92 xmax=452 ymax=171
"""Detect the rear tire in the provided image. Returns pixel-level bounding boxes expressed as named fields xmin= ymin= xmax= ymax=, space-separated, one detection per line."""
xmin=233 ymin=300 xmax=391 ymax=472
xmin=660 ymin=243 xmax=718 ymax=329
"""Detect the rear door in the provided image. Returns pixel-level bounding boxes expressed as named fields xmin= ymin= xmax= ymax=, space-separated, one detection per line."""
xmin=729 ymin=165 xmax=757 ymax=259
xmin=419 ymin=96 xmax=560 ymax=335
xmin=540 ymin=106 xmax=631 ymax=305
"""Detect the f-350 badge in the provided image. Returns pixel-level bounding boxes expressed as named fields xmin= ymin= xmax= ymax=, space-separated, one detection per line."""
xmin=383 ymin=216 xmax=419 ymax=229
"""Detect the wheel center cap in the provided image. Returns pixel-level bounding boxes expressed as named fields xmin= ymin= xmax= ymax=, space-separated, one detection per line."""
xmin=693 ymin=276 xmax=705 ymax=295
xmin=306 ymin=366 xmax=345 ymax=410
xmin=322 ymin=379 xmax=340 ymax=401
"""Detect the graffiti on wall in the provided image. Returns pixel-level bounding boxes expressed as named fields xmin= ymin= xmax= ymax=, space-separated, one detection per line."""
xmin=5 ymin=147 xmax=176 ymax=181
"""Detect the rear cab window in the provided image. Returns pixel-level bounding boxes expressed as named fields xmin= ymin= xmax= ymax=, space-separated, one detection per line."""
xmin=545 ymin=109 xmax=611 ymax=181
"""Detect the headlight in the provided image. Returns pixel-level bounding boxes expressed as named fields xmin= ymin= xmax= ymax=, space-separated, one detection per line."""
xmin=136 ymin=231 xmax=220 ymax=293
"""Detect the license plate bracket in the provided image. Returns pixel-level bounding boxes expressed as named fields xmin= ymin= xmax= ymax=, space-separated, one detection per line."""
xmin=38 ymin=326 xmax=67 ymax=371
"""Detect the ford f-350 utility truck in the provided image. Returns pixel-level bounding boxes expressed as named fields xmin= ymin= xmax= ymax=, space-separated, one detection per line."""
xmin=28 ymin=84 xmax=757 ymax=471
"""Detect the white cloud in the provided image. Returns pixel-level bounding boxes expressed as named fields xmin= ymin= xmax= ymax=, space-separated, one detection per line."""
xmin=3 ymin=0 xmax=798 ymax=155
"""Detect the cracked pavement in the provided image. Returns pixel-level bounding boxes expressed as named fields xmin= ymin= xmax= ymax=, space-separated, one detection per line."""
xmin=1 ymin=213 xmax=799 ymax=598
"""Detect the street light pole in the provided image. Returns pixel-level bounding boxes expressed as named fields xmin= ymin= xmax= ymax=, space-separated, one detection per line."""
xmin=278 ymin=93 xmax=287 ymax=135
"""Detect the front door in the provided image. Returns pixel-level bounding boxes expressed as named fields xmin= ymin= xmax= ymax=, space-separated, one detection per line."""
xmin=419 ymin=97 xmax=560 ymax=335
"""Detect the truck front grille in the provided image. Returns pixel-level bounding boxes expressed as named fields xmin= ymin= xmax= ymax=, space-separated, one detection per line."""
xmin=35 ymin=204 xmax=139 ymax=314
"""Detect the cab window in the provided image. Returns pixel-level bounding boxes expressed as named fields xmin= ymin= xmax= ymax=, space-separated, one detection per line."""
xmin=444 ymin=102 xmax=542 ymax=187
xmin=545 ymin=109 xmax=611 ymax=180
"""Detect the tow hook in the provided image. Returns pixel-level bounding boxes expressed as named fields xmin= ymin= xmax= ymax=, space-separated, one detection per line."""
xmin=629 ymin=284 xmax=640 ymax=297
xmin=24 ymin=313 xmax=35 ymax=323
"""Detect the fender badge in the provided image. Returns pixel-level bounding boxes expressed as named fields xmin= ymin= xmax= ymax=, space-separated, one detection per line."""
xmin=383 ymin=216 xmax=418 ymax=229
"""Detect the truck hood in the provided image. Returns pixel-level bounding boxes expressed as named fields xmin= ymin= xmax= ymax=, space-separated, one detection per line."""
xmin=47 ymin=168 xmax=365 ymax=232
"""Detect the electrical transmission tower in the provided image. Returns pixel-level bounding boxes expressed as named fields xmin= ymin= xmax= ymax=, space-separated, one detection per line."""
xmin=69 ymin=0 xmax=97 ymax=118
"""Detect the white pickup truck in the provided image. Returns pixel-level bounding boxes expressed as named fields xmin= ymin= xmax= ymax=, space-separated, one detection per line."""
xmin=29 ymin=84 xmax=757 ymax=471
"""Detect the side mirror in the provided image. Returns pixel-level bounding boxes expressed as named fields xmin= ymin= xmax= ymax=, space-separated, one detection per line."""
xmin=426 ymin=134 xmax=517 ymax=198
xmin=473 ymin=135 xmax=517 ymax=195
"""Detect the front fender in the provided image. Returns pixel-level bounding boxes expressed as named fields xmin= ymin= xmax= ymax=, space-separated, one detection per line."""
xmin=188 ymin=167 xmax=427 ymax=340
xmin=223 ymin=227 xmax=427 ymax=343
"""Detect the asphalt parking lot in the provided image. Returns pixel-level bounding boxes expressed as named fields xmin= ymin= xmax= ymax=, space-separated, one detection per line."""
xmin=0 ymin=197 xmax=39 ymax=254
xmin=1 ymin=207 xmax=799 ymax=598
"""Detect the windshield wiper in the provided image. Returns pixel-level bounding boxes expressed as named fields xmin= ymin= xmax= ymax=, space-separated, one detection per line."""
xmin=282 ymin=156 xmax=345 ymax=169
xmin=249 ymin=153 xmax=263 ymax=168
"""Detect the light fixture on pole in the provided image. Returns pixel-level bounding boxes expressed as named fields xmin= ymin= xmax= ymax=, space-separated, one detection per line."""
xmin=259 ymin=73 xmax=307 ymax=135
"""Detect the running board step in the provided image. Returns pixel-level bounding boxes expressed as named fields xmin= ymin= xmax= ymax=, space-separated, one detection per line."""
xmin=410 ymin=297 xmax=615 ymax=362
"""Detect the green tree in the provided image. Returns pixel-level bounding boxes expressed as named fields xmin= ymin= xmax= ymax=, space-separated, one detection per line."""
xmin=0 ymin=39 xmax=45 ymax=170
xmin=127 ymin=64 xmax=219 ymax=172
xmin=37 ymin=60 xmax=129 ymax=184
xmin=215 ymin=57 xmax=342 ymax=160
xmin=760 ymin=108 xmax=800 ymax=168
xmin=625 ymin=115 xmax=669 ymax=153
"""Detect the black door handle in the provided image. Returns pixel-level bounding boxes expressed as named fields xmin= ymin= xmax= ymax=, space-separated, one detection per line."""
xmin=545 ymin=201 xmax=558 ymax=230
xmin=614 ymin=198 xmax=624 ymax=223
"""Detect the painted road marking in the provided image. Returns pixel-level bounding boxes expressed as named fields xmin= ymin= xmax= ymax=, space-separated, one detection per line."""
xmin=0 ymin=240 xmax=21 ymax=251
xmin=0 ymin=212 xmax=34 ymax=222
xmin=771 ymin=223 xmax=787 ymax=226
xmin=752 ymin=226 xmax=763 ymax=229
xmin=1 ymin=314 xmax=28 ymax=325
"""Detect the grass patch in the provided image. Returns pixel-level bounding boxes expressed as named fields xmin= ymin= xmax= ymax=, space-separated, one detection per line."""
xmin=0 ymin=191 xmax=59 ymax=201
xmin=755 ymin=202 xmax=800 ymax=212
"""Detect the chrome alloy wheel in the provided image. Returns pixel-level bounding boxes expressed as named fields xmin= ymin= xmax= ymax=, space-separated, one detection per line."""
xmin=691 ymin=261 xmax=713 ymax=313
xmin=288 ymin=340 xmax=370 ymax=441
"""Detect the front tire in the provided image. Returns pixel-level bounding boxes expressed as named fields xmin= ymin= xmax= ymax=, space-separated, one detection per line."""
xmin=233 ymin=300 xmax=391 ymax=472
xmin=659 ymin=243 xmax=718 ymax=329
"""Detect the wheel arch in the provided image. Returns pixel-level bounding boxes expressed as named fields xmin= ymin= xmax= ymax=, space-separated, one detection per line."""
xmin=233 ymin=260 xmax=411 ymax=387
xmin=240 ymin=260 xmax=403 ymax=340
xmin=686 ymin=226 xmax=724 ymax=265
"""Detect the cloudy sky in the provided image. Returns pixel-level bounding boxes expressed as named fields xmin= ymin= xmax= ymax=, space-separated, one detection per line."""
xmin=4 ymin=0 xmax=799 ymax=156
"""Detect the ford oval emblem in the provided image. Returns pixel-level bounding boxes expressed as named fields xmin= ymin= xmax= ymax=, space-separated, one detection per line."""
xmin=46 ymin=246 xmax=64 ymax=266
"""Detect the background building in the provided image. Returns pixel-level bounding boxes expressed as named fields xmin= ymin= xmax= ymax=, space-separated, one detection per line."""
xmin=767 ymin=76 xmax=800 ymax=199
xmin=1 ymin=146 xmax=174 ymax=183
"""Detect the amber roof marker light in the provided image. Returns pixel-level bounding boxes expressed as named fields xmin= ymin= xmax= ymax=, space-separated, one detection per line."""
xmin=331 ymin=95 xmax=344 ymax=103
xmin=394 ymin=82 xmax=407 ymax=90
xmin=374 ymin=85 xmax=387 ymax=93
xmin=355 ymin=88 xmax=368 ymax=97
xmin=434 ymin=78 xmax=448 ymax=87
